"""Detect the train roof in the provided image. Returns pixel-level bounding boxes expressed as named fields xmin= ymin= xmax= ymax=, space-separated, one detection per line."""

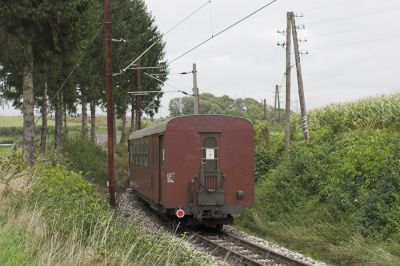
xmin=128 ymin=115 xmax=252 ymax=140
xmin=129 ymin=118 xmax=170 ymax=139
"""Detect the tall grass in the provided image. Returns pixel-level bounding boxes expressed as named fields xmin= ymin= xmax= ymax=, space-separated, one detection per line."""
xmin=0 ymin=156 xmax=207 ymax=265
xmin=293 ymin=93 xmax=400 ymax=133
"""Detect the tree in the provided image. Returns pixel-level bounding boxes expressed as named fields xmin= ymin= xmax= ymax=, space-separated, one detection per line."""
xmin=0 ymin=0 xmax=99 ymax=161
xmin=168 ymin=93 xmax=271 ymax=122
xmin=111 ymin=0 xmax=167 ymax=140
xmin=0 ymin=0 xmax=168 ymax=158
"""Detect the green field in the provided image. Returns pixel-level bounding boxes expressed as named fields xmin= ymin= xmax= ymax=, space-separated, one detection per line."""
xmin=0 ymin=115 xmax=125 ymax=157
xmin=0 ymin=115 xmax=159 ymax=157
xmin=0 ymin=146 xmax=12 ymax=157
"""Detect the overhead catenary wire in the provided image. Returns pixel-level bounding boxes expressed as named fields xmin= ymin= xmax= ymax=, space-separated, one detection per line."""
xmin=144 ymin=72 xmax=191 ymax=95
xmin=168 ymin=0 xmax=279 ymax=65
xmin=127 ymin=66 xmax=164 ymax=70
xmin=312 ymin=34 xmax=400 ymax=51
xmin=143 ymin=96 xmax=160 ymax=112
xmin=114 ymin=0 xmax=211 ymax=76
xmin=147 ymin=72 xmax=183 ymax=76
xmin=308 ymin=4 xmax=400 ymax=25
xmin=129 ymin=90 xmax=187 ymax=95
xmin=209 ymin=0 xmax=214 ymax=37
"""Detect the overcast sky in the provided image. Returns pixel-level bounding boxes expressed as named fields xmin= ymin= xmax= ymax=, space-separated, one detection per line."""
xmin=144 ymin=0 xmax=400 ymax=117
xmin=2 ymin=0 xmax=399 ymax=117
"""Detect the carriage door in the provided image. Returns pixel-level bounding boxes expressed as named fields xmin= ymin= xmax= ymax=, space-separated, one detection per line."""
xmin=197 ymin=134 xmax=224 ymax=205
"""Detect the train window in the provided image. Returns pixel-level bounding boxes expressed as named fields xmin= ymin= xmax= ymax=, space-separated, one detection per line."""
xmin=202 ymin=137 xmax=218 ymax=160
xmin=134 ymin=140 xmax=139 ymax=165
xmin=129 ymin=141 xmax=133 ymax=166
xmin=204 ymin=137 xmax=217 ymax=148
xmin=144 ymin=137 xmax=148 ymax=166
xmin=132 ymin=140 xmax=136 ymax=164
xmin=139 ymin=139 xmax=144 ymax=165
xmin=133 ymin=140 xmax=137 ymax=164
xmin=131 ymin=138 xmax=149 ymax=166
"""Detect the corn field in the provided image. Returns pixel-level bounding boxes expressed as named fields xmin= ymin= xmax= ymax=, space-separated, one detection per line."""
xmin=293 ymin=93 xmax=400 ymax=133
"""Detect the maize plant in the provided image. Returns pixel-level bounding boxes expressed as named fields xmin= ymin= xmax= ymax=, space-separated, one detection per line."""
xmin=292 ymin=93 xmax=400 ymax=133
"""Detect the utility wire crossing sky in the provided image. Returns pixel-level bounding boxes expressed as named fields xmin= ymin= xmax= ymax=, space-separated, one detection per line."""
xmin=2 ymin=0 xmax=399 ymax=117
xmin=144 ymin=0 xmax=400 ymax=117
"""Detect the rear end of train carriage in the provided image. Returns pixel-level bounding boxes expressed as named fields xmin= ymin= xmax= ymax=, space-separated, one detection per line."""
xmin=128 ymin=115 xmax=254 ymax=228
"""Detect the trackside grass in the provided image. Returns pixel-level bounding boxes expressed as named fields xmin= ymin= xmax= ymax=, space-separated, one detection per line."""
xmin=0 ymin=156 xmax=207 ymax=266
xmin=241 ymin=94 xmax=400 ymax=265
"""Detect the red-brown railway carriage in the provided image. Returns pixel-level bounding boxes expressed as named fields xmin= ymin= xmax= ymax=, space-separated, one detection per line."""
xmin=128 ymin=115 xmax=254 ymax=228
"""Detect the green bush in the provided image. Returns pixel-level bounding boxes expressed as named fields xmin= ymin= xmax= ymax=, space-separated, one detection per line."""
xmin=31 ymin=165 xmax=104 ymax=236
xmin=62 ymin=134 xmax=108 ymax=186
xmin=253 ymin=121 xmax=285 ymax=181
xmin=258 ymin=129 xmax=400 ymax=237
xmin=62 ymin=134 xmax=129 ymax=191
xmin=240 ymin=128 xmax=400 ymax=264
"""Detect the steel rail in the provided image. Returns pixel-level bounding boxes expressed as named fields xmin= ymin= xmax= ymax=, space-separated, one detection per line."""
xmin=222 ymin=231 xmax=311 ymax=266
xmin=189 ymin=230 xmax=311 ymax=266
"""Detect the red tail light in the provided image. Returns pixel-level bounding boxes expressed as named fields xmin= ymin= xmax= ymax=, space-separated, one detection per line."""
xmin=176 ymin=209 xmax=185 ymax=218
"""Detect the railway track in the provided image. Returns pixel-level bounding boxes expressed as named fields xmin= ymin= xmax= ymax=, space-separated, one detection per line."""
xmin=188 ymin=230 xmax=311 ymax=266
xmin=124 ymin=192 xmax=315 ymax=265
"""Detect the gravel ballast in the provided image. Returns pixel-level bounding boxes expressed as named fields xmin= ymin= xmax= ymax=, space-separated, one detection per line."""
xmin=116 ymin=191 xmax=326 ymax=266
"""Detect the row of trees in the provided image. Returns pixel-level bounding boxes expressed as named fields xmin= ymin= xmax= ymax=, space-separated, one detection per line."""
xmin=169 ymin=93 xmax=272 ymax=122
xmin=0 ymin=0 xmax=167 ymax=163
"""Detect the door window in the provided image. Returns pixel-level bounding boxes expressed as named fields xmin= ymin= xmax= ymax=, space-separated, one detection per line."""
xmin=202 ymin=136 xmax=218 ymax=170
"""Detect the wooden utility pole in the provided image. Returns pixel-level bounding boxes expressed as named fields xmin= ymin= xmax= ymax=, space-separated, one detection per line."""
xmin=40 ymin=80 xmax=48 ymax=153
xmin=274 ymin=86 xmax=277 ymax=115
xmin=284 ymin=12 xmax=292 ymax=153
xmin=192 ymin=63 xmax=199 ymax=115
xmin=104 ymin=0 xmax=116 ymax=207
xmin=274 ymin=85 xmax=281 ymax=123
xmin=263 ymin=99 xmax=267 ymax=120
xmin=277 ymin=85 xmax=281 ymax=121
xmin=136 ymin=58 xmax=142 ymax=130
xmin=291 ymin=16 xmax=310 ymax=141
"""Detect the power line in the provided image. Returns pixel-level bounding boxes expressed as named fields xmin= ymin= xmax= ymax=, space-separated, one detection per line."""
xmin=312 ymin=35 xmax=400 ymax=51
xmin=144 ymin=72 xmax=191 ymax=95
xmin=302 ymin=0 xmax=350 ymax=12
xmin=308 ymin=5 xmax=400 ymax=25
xmin=168 ymin=0 xmax=279 ymax=64
xmin=308 ymin=26 xmax=378 ymax=39
xmin=164 ymin=1 xmax=211 ymax=36
xmin=115 ymin=1 xmax=211 ymax=76
xmin=129 ymin=90 xmax=188 ymax=95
